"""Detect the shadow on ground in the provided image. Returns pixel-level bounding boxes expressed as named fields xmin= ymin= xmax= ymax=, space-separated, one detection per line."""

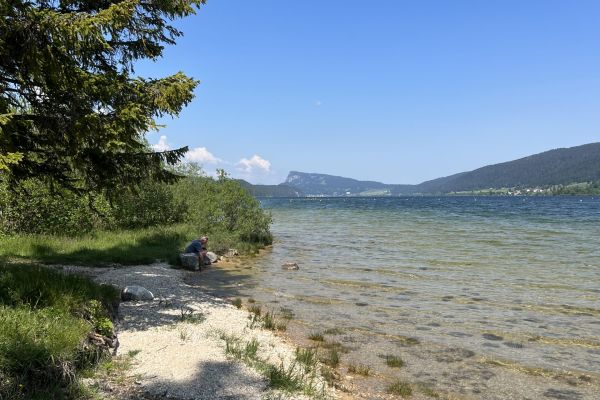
xmin=139 ymin=359 xmax=267 ymax=400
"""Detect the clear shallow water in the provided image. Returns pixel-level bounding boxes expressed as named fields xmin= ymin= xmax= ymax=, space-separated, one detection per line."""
xmin=235 ymin=196 xmax=599 ymax=397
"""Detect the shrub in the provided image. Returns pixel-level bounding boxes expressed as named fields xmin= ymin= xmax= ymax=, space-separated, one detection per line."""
xmin=386 ymin=380 xmax=413 ymax=397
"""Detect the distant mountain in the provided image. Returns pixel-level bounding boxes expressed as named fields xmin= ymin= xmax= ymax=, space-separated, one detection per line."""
xmin=282 ymin=142 xmax=600 ymax=196
xmin=284 ymin=171 xmax=392 ymax=196
xmin=236 ymin=180 xmax=303 ymax=197
xmin=415 ymin=142 xmax=600 ymax=193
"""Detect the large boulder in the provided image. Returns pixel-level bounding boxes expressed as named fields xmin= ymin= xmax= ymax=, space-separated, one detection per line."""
xmin=180 ymin=253 xmax=199 ymax=270
xmin=121 ymin=285 xmax=154 ymax=301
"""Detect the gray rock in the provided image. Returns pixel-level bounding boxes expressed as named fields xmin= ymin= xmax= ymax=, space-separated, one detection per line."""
xmin=180 ymin=253 xmax=199 ymax=270
xmin=121 ymin=285 xmax=154 ymax=301
xmin=206 ymin=251 xmax=218 ymax=263
xmin=281 ymin=262 xmax=299 ymax=270
xmin=225 ymin=248 xmax=239 ymax=257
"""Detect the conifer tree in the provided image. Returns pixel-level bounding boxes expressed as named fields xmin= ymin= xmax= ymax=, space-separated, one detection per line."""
xmin=0 ymin=0 xmax=205 ymax=192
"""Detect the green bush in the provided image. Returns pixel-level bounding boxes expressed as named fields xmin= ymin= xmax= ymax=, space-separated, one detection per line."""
xmin=0 ymin=165 xmax=273 ymax=251
xmin=111 ymin=181 xmax=186 ymax=229
xmin=0 ymin=179 xmax=112 ymax=236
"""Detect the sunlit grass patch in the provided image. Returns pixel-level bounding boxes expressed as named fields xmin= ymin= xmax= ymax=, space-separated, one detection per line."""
xmin=384 ymin=354 xmax=405 ymax=368
xmin=0 ymin=263 xmax=119 ymax=399
xmin=347 ymin=363 xmax=371 ymax=376
xmin=386 ymin=380 xmax=413 ymax=397
xmin=220 ymin=333 xmax=326 ymax=397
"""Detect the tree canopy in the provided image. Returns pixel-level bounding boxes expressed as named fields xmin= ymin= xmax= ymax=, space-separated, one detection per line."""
xmin=0 ymin=0 xmax=205 ymax=192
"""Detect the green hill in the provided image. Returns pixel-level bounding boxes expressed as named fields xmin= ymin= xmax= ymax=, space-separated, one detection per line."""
xmin=282 ymin=142 xmax=600 ymax=196
xmin=236 ymin=180 xmax=303 ymax=197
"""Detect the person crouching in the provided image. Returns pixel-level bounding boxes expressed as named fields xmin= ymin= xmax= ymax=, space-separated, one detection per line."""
xmin=184 ymin=236 xmax=211 ymax=267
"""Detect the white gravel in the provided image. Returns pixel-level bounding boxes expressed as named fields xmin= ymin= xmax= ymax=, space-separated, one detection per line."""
xmin=68 ymin=263 xmax=334 ymax=400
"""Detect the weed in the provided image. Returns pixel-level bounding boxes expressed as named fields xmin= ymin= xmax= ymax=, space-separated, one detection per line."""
xmin=127 ymin=349 xmax=141 ymax=357
xmin=385 ymin=354 xmax=404 ymax=368
xmin=245 ymin=338 xmax=260 ymax=359
xmin=265 ymin=362 xmax=304 ymax=392
xmin=276 ymin=322 xmax=287 ymax=331
xmin=263 ymin=311 xmax=276 ymax=330
xmin=280 ymin=307 xmax=294 ymax=320
xmin=296 ymin=348 xmax=318 ymax=372
xmin=386 ymin=380 xmax=413 ymax=397
xmin=320 ymin=366 xmax=338 ymax=386
xmin=248 ymin=298 xmax=256 ymax=304
xmin=321 ymin=340 xmax=351 ymax=353
xmin=249 ymin=304 xmax=262 ymax=317
xmin=248 ymin=314 xmax=261 ymax=329
xmin=321 ymin=347 xmax=340 ymax=368
xmin=179 ymin=306 xmax=205 ymax=324
xmin=232 ymin=298 xmax=243 ymax=309
xmin=220 ymin=333 xmax=326 ymax=397
xmin=415 ymin=381 xmax=440 ymax=398
xmin=348 ymin=363 xmax=371 ymax=376
xmin=309 ymin=332 xmax=325 ymax=342
xmin=323 ymin=327 xmax=344 ymax=335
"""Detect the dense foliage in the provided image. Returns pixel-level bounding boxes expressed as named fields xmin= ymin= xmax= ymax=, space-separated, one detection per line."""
xmin=0 ymin=164 xmax=272 ymax=249
xmin=0 ymin=0 xmax=205 ymax=193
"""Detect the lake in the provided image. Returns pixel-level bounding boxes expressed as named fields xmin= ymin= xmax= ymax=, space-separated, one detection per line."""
xmin=203 ymin=196 xmax=600 ymax=399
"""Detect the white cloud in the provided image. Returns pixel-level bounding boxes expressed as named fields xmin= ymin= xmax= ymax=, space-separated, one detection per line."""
xmin=236 ymin=155 xmax=271 ymax=173
xmin=186 ymin=147 xmax=221 ymax=164
xmin=152 ymin=135 xmax=170 ymax=152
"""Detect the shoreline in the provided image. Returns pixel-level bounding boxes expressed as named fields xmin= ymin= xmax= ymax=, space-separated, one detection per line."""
xmin=65 ymin=261 xmax=340 ymax=400
xmin=184 ymin=251 xmax=600 ymax=400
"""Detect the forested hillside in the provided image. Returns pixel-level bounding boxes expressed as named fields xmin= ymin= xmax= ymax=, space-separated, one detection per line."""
xmin=416 ymin=142 xmax=600 ymax=193
xmin=281 ymin=142 xmax=600 ymax=195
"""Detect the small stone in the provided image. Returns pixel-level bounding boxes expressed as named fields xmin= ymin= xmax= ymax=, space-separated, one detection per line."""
xmin=281 ymin=262 xmax=299 ymax=270
xmin=121 ymin=285 xmax=154 ymax=301
xmin=225 ymin=248 xmax=239 ymax=257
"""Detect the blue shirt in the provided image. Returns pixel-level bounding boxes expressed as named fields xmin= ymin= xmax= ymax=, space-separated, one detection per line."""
xmin=184 ymin=240 xmax=205 ymax=254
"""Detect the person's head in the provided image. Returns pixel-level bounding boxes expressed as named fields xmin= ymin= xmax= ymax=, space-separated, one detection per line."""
xmin=199 ymin=236 xmax=208 ymax=244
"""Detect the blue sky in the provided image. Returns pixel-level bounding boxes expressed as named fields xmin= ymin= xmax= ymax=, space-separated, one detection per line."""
xmin=140 ymin=0 xmax=600 ymax=184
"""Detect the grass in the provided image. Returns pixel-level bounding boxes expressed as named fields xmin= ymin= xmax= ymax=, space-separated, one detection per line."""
xmin=232 ymin=298 xmax=243 ymax=309
xmin=263 ymin=311 xmax=276 ymax=330
xmin=320 ymin=347 xmax=340 ymax=368
xmin=249 ymin=304 xmax=262 ymax=317
xmin=0 ymin=223 xmax=265 ymax=267
xmin=179 ymin=307 xmax=205 ymax=324
xmin=279 ymin=307 xmax=294 ymax=320
xmin=323 ymin=327 xmax=344 ymax=335
xmin=347 ymin=363 xmax=371 ymax=376
xmin=221 ymin=333 xmax=326 ymax=397
xmin=309 ymin=332 xmax=325 ymax=342
xmin=386 ymin=380 xmax=413 ymax=397
xmin=276 ymin=322 xmax=287 ymax=331
xmin=295 ymin=348 xmax=319 ymax=372
xmin=0 ymin=263 xmax=119 ymax=399
xmin=385 ymin=354 xmax=405 ymax=368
